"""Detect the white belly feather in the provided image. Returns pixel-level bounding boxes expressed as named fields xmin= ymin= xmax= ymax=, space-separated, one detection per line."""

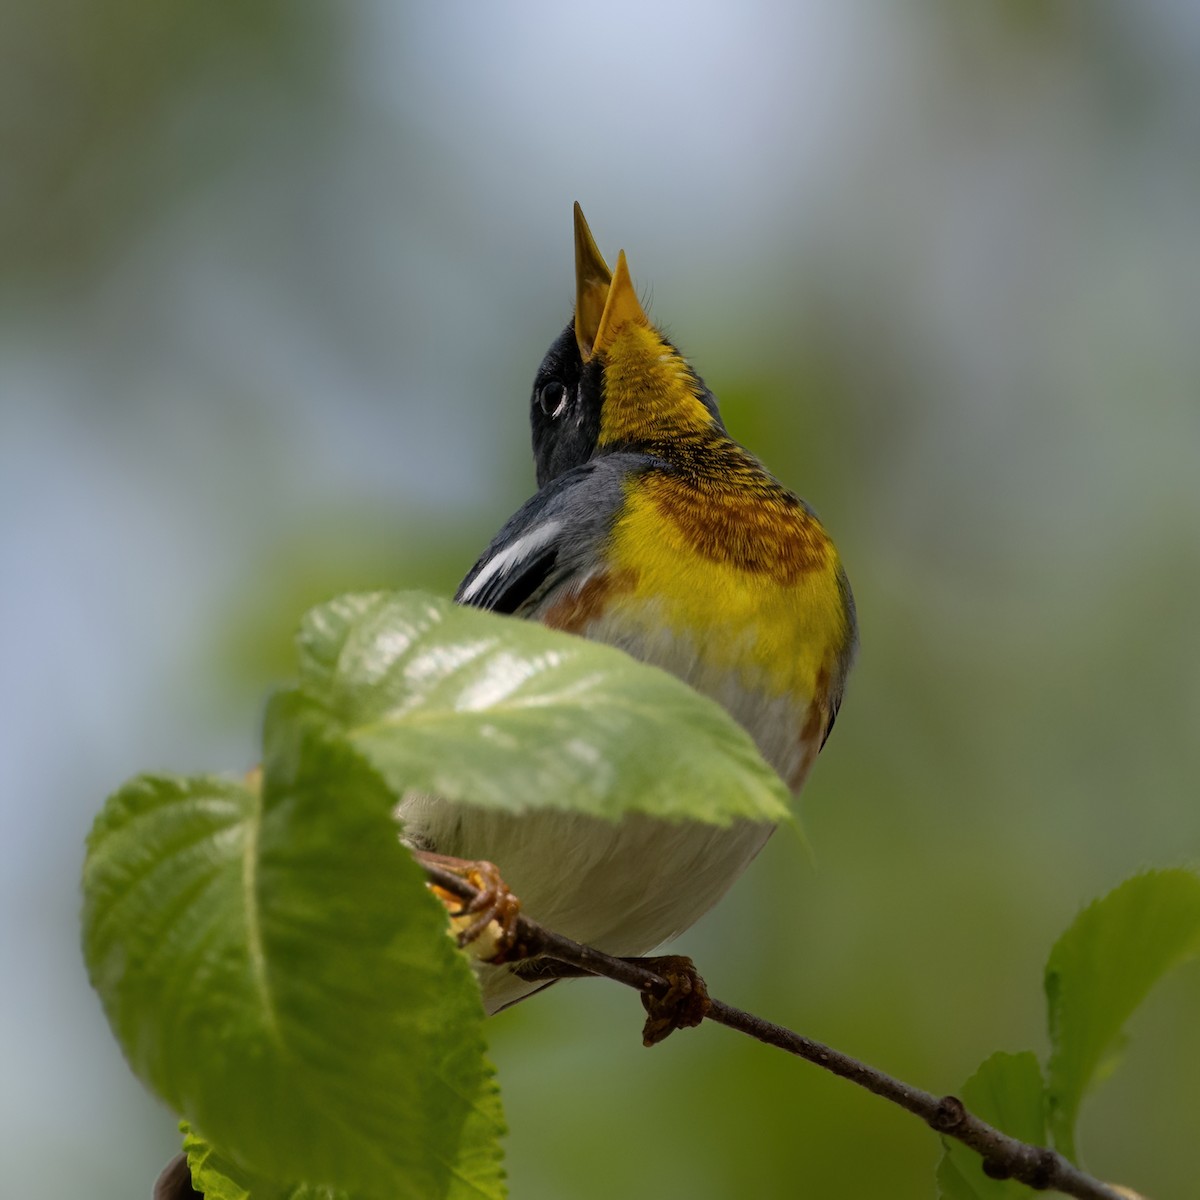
xmin=399 ymin=609 xmax=814 ymax=1013
xmin=401 ymin=797 xmax=772 ymax=1012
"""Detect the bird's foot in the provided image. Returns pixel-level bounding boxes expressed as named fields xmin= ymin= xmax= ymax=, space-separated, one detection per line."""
xmin=416 ymin=851 xmax=524 ymax=963
xmin=626 ymin=954 xmax=712 ymax=1046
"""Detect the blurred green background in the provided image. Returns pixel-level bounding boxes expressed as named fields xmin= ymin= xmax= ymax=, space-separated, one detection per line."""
xmin=3 ymin=2 xmax=1198 ymax=1197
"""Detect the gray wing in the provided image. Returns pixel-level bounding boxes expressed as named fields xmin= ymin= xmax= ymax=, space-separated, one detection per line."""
xmin=455 ymin=453 xmax=649 ymax=616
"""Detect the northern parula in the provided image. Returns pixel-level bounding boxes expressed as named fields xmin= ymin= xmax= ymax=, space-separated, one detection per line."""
xmin=402 ymin=205 xmax=857 ymax=1012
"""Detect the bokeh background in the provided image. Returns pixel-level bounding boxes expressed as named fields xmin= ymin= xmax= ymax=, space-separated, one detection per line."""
xmin=4 ymin=2 xmax=1198 ymax=1197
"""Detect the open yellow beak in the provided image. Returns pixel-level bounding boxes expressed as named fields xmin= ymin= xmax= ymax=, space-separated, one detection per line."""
xmin=574 ymin=203 xmax=648 ymax=361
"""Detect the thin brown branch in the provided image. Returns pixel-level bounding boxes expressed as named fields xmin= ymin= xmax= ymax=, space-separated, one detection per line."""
xmin=423 ymin=863 xmax=1143 ymax=1200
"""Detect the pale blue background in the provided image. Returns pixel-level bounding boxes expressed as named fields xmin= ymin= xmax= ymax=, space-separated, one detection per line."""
xmin=3 ymin=3 xmax=1198 ymax=1197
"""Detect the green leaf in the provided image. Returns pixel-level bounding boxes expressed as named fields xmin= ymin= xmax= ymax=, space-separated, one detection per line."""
xmin=83 ymin=701 xmax=505 ymax=1199
xmin=182 ymin=1123 xmax=345 ymax=1200
xmin=1045 ymin=867 xmax=1200 ymax=1159
xmin=181 ymin=1107 xmax=504 ymax=1200
xmin=294 ymin=591 xmax=792 ymax=828
xmin=937 ymin=1051 xmax=1045 ymax=1200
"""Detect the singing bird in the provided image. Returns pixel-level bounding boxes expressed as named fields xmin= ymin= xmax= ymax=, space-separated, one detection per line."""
xmin=400 ymin=206 xmax=857 ymax=1013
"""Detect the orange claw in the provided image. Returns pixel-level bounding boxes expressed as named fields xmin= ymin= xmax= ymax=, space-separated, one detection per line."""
xmin=418 ymin=852 xmax=524 ymax=963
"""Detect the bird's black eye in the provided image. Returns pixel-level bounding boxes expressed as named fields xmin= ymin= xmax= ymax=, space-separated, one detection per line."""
xmin=538 ymin=381 xmax=569 ymax=419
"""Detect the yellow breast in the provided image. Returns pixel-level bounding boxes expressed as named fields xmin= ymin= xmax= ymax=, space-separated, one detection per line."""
xmin=609 ymin=469 xmax=851 ymax=696
xmin=543 ymin=458 xmax=853 ymax=790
